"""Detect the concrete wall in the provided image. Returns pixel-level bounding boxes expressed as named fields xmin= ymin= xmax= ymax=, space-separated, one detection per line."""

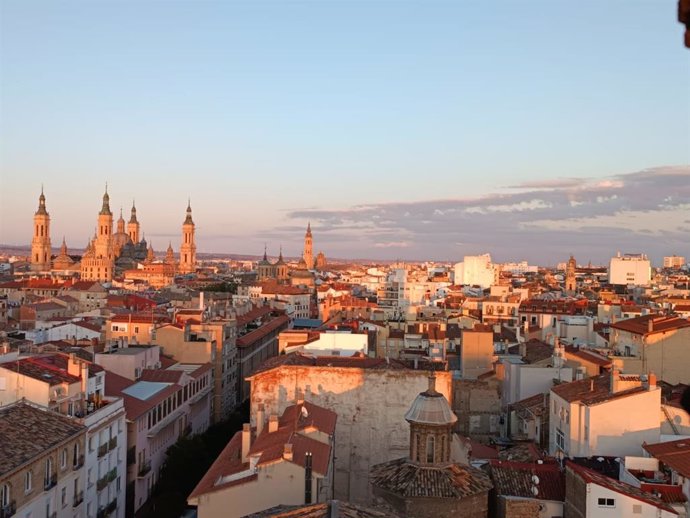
xmin=452 ymin=377 xmax=502 ymax=442
xmin=461 ymin=329 xmax=494 ymax=379
xmin=249 ymin=366 xmax=452 ymax=503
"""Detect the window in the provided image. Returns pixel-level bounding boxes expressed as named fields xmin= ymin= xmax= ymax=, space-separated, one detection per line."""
xmin=25 ymin=471 xmax=32 ymax=493
xmin=597 ymin=498 xmax=615 ymax=508
xmin=426 ymin=435 xmax=435 ymax=463
xmin=0 ymin=483 xmax=9 ymax=507
xmin=61 ymin=487 xmax=67 ymax=507
xmin=556 ymin=428 xmax=566 ymax=451
xmin=61 ymin=449 xmax=67 ymax=469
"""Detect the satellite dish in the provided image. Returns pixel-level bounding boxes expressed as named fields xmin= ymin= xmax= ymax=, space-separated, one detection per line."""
xmin=301 ymin=406 xmax=309 ymax=418
xmin=532 ymin=475 xmax=540 ymax=485
xmin=531 ymin=486 xmax=539 ymax=496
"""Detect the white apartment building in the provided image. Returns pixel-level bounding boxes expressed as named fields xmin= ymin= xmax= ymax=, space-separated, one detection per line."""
xmin=609 ymin=252 xmax=652 ymax=286
xmin=549 ymin=370 xmax=660 ymax=459
xmin=0 ymin=353 xmax=127 ymax=518
xmin=453 ymin=254 xmax=496 ymax=289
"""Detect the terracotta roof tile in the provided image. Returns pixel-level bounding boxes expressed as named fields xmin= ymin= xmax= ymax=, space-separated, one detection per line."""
xmin=643 ymin=439 xmax=690 ymax=478
xmin=490 ymin=460 xmax=564 ymax=501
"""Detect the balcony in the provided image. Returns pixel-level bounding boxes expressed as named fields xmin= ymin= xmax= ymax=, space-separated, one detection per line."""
xmin=44 ymin=473 xmax=57 ymax=491
xmin=137 ymin=459 xmax=151 ymax=478
xmin=105 ymin=499 xmax=117 ymax=516
xmin=48 ymin=513 xmax=56 ymax=518
xmin=0 ymin=501 xmax=16 ymax=518
xmin=108 ymin=437 xmax=117 ymax=450
xmin=97 ymin=443 xmax=108 ymax=458
xmin=97 ymin=507 xmax=106 ymax=518
xmin=107 ymin=467 xmax=117 ymax=482
xmin=73 ymin=454 xmax=84 ymax=470
xmin=126 ymin=446 xmax=136 ymax=466
xmin=73 ymin=491 xmax=84 ymax=508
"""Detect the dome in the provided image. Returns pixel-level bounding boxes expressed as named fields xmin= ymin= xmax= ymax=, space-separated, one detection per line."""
xmin=404 ymin=376 xmax=457 ymax=426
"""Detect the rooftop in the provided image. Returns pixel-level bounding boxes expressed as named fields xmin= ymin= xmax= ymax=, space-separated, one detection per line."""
xmin=643 ymin=439 xmax=690 ymax=478
xmin=611 ymin=315 xmax=690 ymax=336
xmin=0 ymin=402 xmax=86 ymax=475
xmin=551 ymin=373 xmax=647 ymax=405
xmin=490 ymin=460 xmax=564 ymax=501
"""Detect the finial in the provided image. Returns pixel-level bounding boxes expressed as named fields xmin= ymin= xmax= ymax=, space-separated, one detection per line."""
xmin=105 ymin=182 xmax=108 ymax=194
xmin=41 ymin=184 xmax=44 ymax=195
xmin=187 ymin=197 xmax=191 ymax=210
xmin=120 ymin=207 xmax=123 ymax=218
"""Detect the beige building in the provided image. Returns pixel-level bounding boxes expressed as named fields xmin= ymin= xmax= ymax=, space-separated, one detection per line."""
xmin=461 ymin=325 xmax=494 ymax=379
xmin=188 ymin=400 xmax=337 ymax=518
xmin=0 ymin=403 xmax=87 ymax=518
xmin=610 ymin=314 xmax=690 ymax=384
xmin=550 ymin=370 xmax=660 ymax=459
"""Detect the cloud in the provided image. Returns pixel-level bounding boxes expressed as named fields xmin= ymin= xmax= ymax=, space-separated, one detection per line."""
xmin=277 ymin=165 xmax=690 ymax=263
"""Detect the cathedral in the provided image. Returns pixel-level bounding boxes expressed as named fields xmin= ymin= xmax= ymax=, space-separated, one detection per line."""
xmin=28 ymin=187 xmax=197 ymax=283
xmin=256 ymin=223 xmax=327 ymax=286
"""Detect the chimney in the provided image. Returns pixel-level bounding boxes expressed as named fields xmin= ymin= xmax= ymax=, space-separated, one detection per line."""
xmin=648 ymin=318 xmax=654 ymax=334
xmin=647 ymin=372 xmax=657 ymax=390
xmin=283 ymin=443 xmax=293 ymax=461
xmin=590 ymin=378 xmax=594 ymax=392
xmin=67 ymin=353 xmax=80 ymax=377
xmin=268 ymin=414 xmax=279 ymax=433
xmin=80 ymin=362 xmax=88 ymax=395
xmin=256 ymin=404 xmax=265 ymax=436
xmin=610 ymin=367 xmax=621 ymax=394
xmin=241 ymin=423 xmax=251 ymax=462
xmin=199 ymin=291 xmax=205 ymax=311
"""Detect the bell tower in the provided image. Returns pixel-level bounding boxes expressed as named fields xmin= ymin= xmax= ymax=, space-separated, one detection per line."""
xmin=30 ymin=187 xmax=52 ymax=271
xmin=303 ymin=222 xmax=313 ymax=269
xmin=128 ymin=200 xmax=140 ymax=244
xmin=179 ymin=200 xmax=196 ymax=274
xmin=566 ymin=255 xmax=577 ymax=292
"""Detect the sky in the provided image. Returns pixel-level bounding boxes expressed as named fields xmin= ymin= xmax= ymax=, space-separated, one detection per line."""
xmin=0 ymin=0 xmax=688 ymax=265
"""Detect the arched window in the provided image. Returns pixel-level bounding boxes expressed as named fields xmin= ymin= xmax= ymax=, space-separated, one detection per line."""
xmin=413 ymin=433 xmax=421 ymax=462
xmin=0 ymin=483 xmax=10 ymax=506
xmin=61 ymin=449 xmax=68 ymax=469
xmin=426 ymin=435 xmax=435 ymax=463
xmin=441 ymin=435 xmax=447 ymax=461
xmin=25 ymin=471 xmax=32 ymax=493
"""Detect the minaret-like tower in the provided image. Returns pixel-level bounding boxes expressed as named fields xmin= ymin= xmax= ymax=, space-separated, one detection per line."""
xmin=31 ymin=187 xmax=52 ymax=271
xmin=179 ymin=200 xmax=196 ymax=274
xmin=81 ymin=185 xmax=115 ymax=282
xmin=303 ymin=222 xmax=313 ymax=269
xmin=128 ymin=201 xmax=140 ymax=244
xmin=566 ymin=255 xmax=577 ymax=292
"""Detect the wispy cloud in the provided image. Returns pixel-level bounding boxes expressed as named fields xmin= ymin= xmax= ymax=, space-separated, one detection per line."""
xmin=277 ymin=166 xmax=690 ymax=263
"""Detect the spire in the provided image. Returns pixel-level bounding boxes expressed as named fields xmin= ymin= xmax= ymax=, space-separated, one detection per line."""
xmin=35 ymin=187 xmax=48 ymax=215
xmin=263 ymin=244 xmax=268 ymax=261
xmin=184 ymin=199 xmax=194 ymax=225
xmin=100 ymin=183 xmax=112 ymax=216
xmin=279 ymin=245 xmax=283 ymax=261
xmin=306 ymin=222 xmax=312 ymax=236
xmin=60 ymin=237 xmax=67 ymax=255
xmin=129 ymin=200 xmax=138 ymax=224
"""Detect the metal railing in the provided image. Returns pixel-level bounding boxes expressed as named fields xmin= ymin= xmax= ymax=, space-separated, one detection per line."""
xmin=0 ymin=501 xmax=16 ymax=518
xmin=108 ymin=437 xmax=117 ymax=450
xmin=97 ymin=443 xmax=108 ymax=458
xmin=73 ymin=454 xmax=84 ymax=470
xmin=137 ymin=459 xmax=151 ymax=478
xmin=43 ymin=473 xmax=57 ymax=491
xmin=73 ymin=491 xmax=84 ymax=508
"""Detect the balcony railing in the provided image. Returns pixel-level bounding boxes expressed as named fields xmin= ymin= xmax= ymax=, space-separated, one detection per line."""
xmin=0 ymin=501 xmax=16 ymax=518
xmin=96 ymin=475 xmax=109 ymax=491
xmin=73 ymin=454 xmax=84 ymax=470
xmin=48 ymin=512 xmax=56 ymax=518
xmin=108 ymin=437 xmax=117 ymax=450
xmin=126 ymin=446 xmax=136 ymax=465
xmin=107 ymin=467 xmax=117 ymax=482
xmin=137 ymin=459 xmax=151 ymax=478
xmin=97 ymin=443 xmax=108 ymax=458
xmin=44 ymin=473 xmax=57 ymax=491
xmin=105 ymin=499 xmax=117 ymax=515
xmin=73 ymin=491 xmax=84 ymax=508
xmin=97 ymin=507 xmax=106 ymax=518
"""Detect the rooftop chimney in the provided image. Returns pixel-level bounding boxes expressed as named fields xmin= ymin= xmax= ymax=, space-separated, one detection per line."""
xmin=283 ymin=443 xmax=293 ymax=461
xmin=648 ymin=318 xmax=654 ymax=334
xmin=241 ymin=423 xmax=251 ymax=463
xmin=610 ymin=367 xmax=621 ymax=394
xmin=256 ymin=404 xmax=265 ymax=436
xmin=647 ymin=372 xmax=657 ymax=391
xmin=268 ymin=414 xmax=279 ymax=434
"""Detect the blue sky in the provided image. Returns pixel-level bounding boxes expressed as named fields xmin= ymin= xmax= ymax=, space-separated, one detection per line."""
xmin=1 ymin=0 xmax=688 ymax=264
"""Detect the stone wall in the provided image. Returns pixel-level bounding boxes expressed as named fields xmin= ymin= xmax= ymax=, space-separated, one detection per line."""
xmin=249 ymin=366 xmax=452 ymax=502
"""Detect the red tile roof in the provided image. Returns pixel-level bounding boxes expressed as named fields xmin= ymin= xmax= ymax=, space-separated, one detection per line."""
xmin=611 ymin=315 xmax=690 ymax=336
xmin=563 ymin=345 xmax=611 ymax=367
xmin=567 ymin=461 xmax=678 ymax=514
xmin=237 ymin=314 xmax=289 ymax=348
xmin=490 ymin=460 xmax=564 ymax=501
xmin=551 ymin=373 xmax=646 ymax=405
xmin=643 ymin=439 xmax=690 ymax=478
xmin=279 ymin=401 xmax=337 ymax=436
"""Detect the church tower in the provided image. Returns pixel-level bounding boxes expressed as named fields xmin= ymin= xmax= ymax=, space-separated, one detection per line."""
xmin=179 ymin=200 xmax=196 ymax=274
xmin=127 ymin=201 xmax=140 ymax=244
xmin=566 ymin=255 xmax=577 ymax=292
xmin=303 ymin=222 xmax=313 ymax=269
xmin=31 ymin=187 xmax=52 ymax=272
xmin=94 ymin=186 xmax=114 ymax=260
xmin=81 ymin=186 xmax=115 ymax=282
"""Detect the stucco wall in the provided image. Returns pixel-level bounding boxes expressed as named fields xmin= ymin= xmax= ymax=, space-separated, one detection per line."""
xmin=249 ymin=366 xmax=451 ymax=502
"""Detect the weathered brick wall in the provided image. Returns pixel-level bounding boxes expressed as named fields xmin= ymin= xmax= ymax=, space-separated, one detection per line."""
xmin=564 ymin=466 xmax=586 ymax=518
xmin=500 ymin=498 xmax=542 ymax=518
